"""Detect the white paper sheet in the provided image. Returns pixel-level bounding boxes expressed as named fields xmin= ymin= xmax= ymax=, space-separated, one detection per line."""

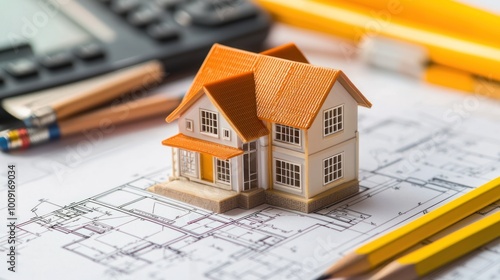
xmin=1 ymin=23 xmax=500 ymax=280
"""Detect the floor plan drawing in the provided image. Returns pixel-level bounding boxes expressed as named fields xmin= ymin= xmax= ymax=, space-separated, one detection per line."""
xmin=2 ymin=104 xmax=500 ymax=280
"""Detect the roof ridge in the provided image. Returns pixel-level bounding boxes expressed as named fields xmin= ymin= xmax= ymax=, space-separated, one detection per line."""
xmin=166 ymin=43 xmax=371 ymax=128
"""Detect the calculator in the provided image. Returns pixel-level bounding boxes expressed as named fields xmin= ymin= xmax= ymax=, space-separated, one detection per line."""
xmin=0 ymin=0 xmax=271 ymax=102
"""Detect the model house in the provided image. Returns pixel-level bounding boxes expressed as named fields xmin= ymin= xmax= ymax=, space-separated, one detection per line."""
xmin=149 ymin=43 xmax=372 ymax=213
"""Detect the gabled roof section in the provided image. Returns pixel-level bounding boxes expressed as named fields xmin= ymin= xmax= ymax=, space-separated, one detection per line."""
xmin=203 ymin=72 xmax=268 ymax=143
xmin=260 ymin=43 xmax=309 ymax=63
xmin=337 ymin=72 xmax=372 ymax=108
xmin=166 ymin=44 xmax=259 ymax=123
xmin=167 ymin=44 xmax=372 ymax=129
xmin=253 ymin=58 xmax=339 ymax=128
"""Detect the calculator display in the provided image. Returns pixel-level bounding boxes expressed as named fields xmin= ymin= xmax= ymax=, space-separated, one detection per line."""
xmin=0 ymin=0 xmax=92 ymax=55
xmin=0 ymin=0 xmax=271 ymax=122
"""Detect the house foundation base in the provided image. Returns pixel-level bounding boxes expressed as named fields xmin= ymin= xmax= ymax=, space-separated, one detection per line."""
xmin=149 ymin=178 xmax=358 ymax=214
xmin=148 ymin=178 xmax=265 ymax=213
xmin=265 ymin=180 xmax=359 ymax=213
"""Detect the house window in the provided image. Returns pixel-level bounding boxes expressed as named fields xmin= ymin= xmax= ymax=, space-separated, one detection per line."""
xmin=323 ymin=153 xmax=343 ymax=185
xmin=275 ymin=124 xmax=301 ymax=145
xmin=216 ymin=158 xmax=231 ymax=184
xmin=186 ymin=119 xmax=193 ymax=131
xmin=200 ymin=109 xmax=218 ymax=137
xmin=275 ymin=159 xmax=301 ymax=189
xmin=324 ymin=105 xmax=344 ymax=137
xmin=222 ymin=128 xmax=231 ymax=141
xmin=243 ymin=141 xmax=258 ymax=190
xmin=180 ymin=150 xmax=197 ymax=176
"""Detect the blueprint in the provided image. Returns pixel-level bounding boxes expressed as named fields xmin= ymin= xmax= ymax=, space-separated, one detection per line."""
xmin=2 ymin=87 xmax=499 ymax=279
xmin=2 ymin=25 xmax=500 ymax=280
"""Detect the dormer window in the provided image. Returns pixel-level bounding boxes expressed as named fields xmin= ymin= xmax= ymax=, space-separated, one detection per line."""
xmin=200 ymin=109 xmax=218 ymax=137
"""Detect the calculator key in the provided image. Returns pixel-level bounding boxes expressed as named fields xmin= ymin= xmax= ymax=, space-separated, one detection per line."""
xmin=177 ymin=0 xmax=257 ymax=26
xmin=4 ymin=59 xmax=38 ymax=78
xmin=74 ymin=43 xmax=105 ymax=61
xmin=39 ymin=52 xmax=73 ymax=70
xmin=110 ymin=0 xmax=140 ymax=15
xmin=155 ymin=0 xmax=185 ymax=10
xmin=127 ymin=7 xmax=159 ymax=27
xmin=147 ymin=22 xmax=179 ymax=42
xmin=95 ymin=0 xmax=112 ymax=5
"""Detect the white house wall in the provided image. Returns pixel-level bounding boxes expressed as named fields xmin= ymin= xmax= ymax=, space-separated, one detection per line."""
xmin=307 ymin=81 xmax=358 ymax=155
xmin=177 ymin=94 xmax=240 ymax=148
xmin=307 ymin=137 xmax=357 ymax=198
xmin=175 ymin=93 xmax=243 ymax=191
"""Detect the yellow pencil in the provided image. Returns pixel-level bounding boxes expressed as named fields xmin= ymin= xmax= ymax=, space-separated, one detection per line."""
xmin=330 ymin=0 xmax=500 ymax=48
xmin=359 ymin=35 xmax=500 ymax=99
xmin=315 ymin=177 xmax=500 ymax=279
xmin=372 ymin=211 xmax=500 ymax=280
xmin=253 ymin=0 xmax=500 ymax=82
xmin=424 ymin=65 xmax=500 ymax=100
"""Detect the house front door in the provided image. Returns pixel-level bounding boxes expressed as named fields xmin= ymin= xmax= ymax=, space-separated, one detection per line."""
xmin=200 ymin=153 xmax=214 ymax=182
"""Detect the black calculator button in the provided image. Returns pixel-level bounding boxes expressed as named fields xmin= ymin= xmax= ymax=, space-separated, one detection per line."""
xmin=127 ymin=8 xmax=159 ymax=27
xmin=5 ymin=59 xmax=38 ymax=78
xmin=110 ymin=0 xmax=140 ymax=15
xmin=177 ymin=0 xmax=257 ymax=26
xmin=96 ymin=0 xmax=112 ymax=5
xmin=74 ymin=43 xmax=105 ymax=61
xmin=147 ymin=22 xmax=179 ymax=42
xmin=39 ymin=53 xmax=73 ymax=70
xmin=155 ymin=0 xmax=184 ymax=10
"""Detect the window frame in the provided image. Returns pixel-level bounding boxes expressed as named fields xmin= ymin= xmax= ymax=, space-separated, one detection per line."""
xmin=243 ymin=141 xmax=258 ymax=191
xmin=200 ymin=109 xmax=219 ymax=138
xmin=222 ymin=128 xmax=231 ymax=141
xmin=274 ymin=123 xmax=301 ymax=146
xmin=179 ymin=149 xmax=197 ymax=176
xmin=323 ymin=152 xmax=344 ymax=185
xmin=185 ymin=119 xmax=193 ymax=131
xmin=323 ymin=104 xmax=344 ymax=137
xmin=215 ymin=158 xmax=231 ymax=185
xmin=275 ymin=159 xmax=301 ymax=189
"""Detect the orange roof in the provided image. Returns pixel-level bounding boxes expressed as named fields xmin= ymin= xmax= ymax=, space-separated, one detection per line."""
xmin=260 ymin=43 xmax=309 ymax=63
xmin=167 ymin=43 xmax=371 ymax=130
xmin=203 ymin=72 xmax=269 ymax=142
xmin=162 ymin=134 xmax=243 ymax=160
